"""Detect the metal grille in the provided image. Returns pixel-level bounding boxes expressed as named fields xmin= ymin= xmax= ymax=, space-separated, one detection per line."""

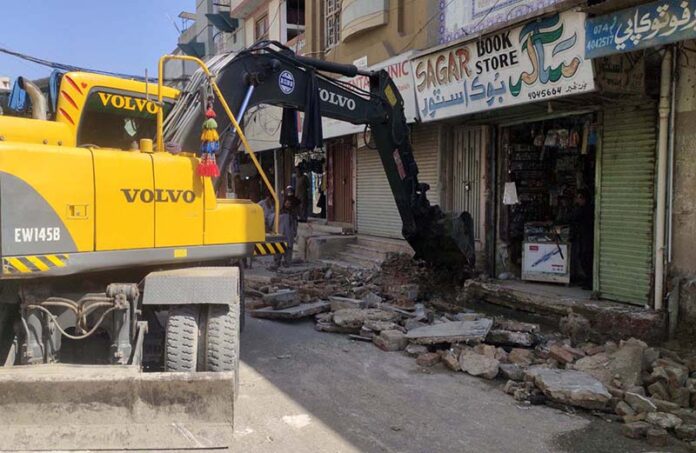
xmin=597 ymin=104 xmax=657 ymax=305
xmin=452 ymin=126 xmax=485 ymax=242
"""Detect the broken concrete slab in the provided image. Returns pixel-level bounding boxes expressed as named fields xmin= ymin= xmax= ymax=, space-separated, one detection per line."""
xmin=315 ymin=322 xmax=360 ymax=334
xmin=251 ymin=301 xmax=330 ymax=320
xmin=525 ymin=367 xmax=611 ymax=410
xmin=403 ymin=319 xmax=428 ymax=332
xmin=262 ymin=289 xmax=300 ymax=310
xmin=572 ymin=338 xmax=645 ymax=389
xmin=646 ymin=411 xmax=683 ymax=430
xmin=494 ymin=319 xmax=540 ymax=333
xmin=458 ymin=350 xmax=499 ymax=379
xmin=622 ymin=421 xmax=650 ymax=439
xmin=499 ymin=363 xmax=525 ymax=382
xmin=363 ymin=320 xmax=401 ymax=333
xmin=405 ymin=344 xmax=428 ymax=358
xmin=648 ymin=381 xmax=670 ymax=401
xmin=441 ymin=350 xmax=460 ymax=371
xmin=508 ymin=348 xmax=534 ymax=367
xmin=453 ymin=313 xmax=481 ymax=321
xmin=333 ymin=308 xmax=401 ymax=329
xmin=549 ymin=345 xmax=575 ymax=365
xmin=329 ymin=296 xmax=367 ymax=311
xmin=624 ymin=392 xmax=658 ymax=413
xmin=373 ymin=330 xmax=408 ymax=352
xmin=383 ymin=283 xmax=419 ymax=303
xmin=485 ymin=329 xmax=535 ymax=348
xmin=405 ymin=319 xmax=493 ymax=345
xmin=615 ymin=401 xmax=636 ymax=417
xmin=362 ymin=291 xmax=383 ymax=307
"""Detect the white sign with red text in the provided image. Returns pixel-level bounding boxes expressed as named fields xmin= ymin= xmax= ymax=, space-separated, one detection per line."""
xmin=322 ymin=51 xmax=419 ymax=139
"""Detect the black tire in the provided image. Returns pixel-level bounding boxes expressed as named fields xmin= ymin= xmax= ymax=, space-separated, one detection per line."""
xmin=203 ymin=304 xmax=239 ymax=372
xmin=238 ymin=265 xmax=245 ymax=333
xmin=164 ymin=305 xmax=201 ymax=372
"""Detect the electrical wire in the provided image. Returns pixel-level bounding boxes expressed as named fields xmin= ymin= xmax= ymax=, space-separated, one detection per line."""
xmin=26 ymin=305 xmax=118 ymax=341
xmin=0 ymin=45 xmax=156 ymax=82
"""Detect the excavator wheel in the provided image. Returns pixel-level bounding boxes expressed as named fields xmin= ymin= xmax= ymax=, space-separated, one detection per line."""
xmin=164 ymin=304 xmax=201 ymax=372
xmin=204 ymin=304 xmax=240 ymax=397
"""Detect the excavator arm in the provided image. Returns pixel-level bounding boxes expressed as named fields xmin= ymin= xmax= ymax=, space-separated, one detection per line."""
xmin=166 ymin=42 xmax=475 ymax=270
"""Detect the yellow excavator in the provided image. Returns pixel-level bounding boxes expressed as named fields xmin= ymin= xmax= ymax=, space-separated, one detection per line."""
xmin=0 ymin=41 xmax=474 ymax=450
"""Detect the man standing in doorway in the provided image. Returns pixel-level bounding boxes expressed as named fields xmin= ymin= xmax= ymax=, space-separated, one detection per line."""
xmin=570 ymin=189 xmax=594 ymax=290
xmin=295 ymin=163 xmax=310 ymax=222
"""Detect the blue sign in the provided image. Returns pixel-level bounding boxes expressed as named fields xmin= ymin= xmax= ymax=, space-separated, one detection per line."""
xmin=278 ymin=70 xmax=295 ymax=95
xmin=585 ymin=0 xmax=696 ymax=59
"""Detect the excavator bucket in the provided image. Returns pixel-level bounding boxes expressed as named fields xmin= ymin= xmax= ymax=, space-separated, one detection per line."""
xmin=407 ymin=210 xmax=477 ymax=276
xmin=0 ymin=365 xmax=235 ymax=450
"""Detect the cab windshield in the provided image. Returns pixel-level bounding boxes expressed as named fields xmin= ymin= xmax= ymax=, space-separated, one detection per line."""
xmin=77 ymin=90 xmax=173 ymax=149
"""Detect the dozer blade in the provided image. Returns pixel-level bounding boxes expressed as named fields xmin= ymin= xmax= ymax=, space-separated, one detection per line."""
xmin=0 ymin=364 xmax=234 ymax=451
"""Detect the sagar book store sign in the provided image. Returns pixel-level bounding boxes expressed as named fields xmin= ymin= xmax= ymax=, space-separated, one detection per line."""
xmin=414 ymin=11 xmax=595 ymax=121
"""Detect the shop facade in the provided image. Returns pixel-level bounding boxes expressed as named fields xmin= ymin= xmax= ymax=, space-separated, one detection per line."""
xmin=413 ymin=8 xmax=663 ymax=305
xmin=584 ymin=0 xmax=696 ymax=325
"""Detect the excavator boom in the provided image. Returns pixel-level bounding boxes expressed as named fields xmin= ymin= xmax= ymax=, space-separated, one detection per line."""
xmin=166 ymin=42 xmax=475 ymax=270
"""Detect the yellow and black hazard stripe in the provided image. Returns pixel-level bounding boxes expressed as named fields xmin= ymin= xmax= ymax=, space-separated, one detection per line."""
xmin=3 ymin=254 xmax=69 ymax=274
xmin=253 ymin=242 xmax=287 ymax=256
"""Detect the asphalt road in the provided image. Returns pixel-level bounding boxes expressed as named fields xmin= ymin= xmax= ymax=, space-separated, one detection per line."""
xmin=235 ymin=315 xmax=686 ymax=453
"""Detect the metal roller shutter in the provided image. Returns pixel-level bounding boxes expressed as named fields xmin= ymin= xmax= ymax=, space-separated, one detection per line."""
xmin=356 ymin=125 xmax=440 ymax=238
xmin=597 ymin=103 xmax=656 ymax=305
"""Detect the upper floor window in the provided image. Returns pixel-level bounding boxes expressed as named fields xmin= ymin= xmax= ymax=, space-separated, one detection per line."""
xmin=324 ymin=0 xmax=341 ymax=49
xmin=255 ymin=14 xmax=269 ymax=41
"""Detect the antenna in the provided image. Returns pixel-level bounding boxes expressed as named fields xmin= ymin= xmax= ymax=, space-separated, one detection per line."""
xmin=166 ymin=13 xmax=182 ymax=34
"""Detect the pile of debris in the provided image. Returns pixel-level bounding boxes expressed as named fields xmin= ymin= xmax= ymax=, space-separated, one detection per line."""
xmin=245 ymin=259 xmax=696 ymax=451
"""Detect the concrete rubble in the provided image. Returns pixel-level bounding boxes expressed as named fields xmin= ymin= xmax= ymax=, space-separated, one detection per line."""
xmin=251 ymin=301 xmax=330 ymax=320
xmin=525 ymin=367 xmax=611 ymax=410
xmin=245 ymin=253 xmax=696 ymax=451
xmin=406 ymin=319 xmax=493 ymax=345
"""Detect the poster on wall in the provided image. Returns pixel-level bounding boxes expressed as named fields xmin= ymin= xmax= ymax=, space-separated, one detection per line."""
xmin=414 ymin=11 xmax=595 ymax=122
xmin=438 ymin=0 xmax=566 ymax=45
xmin=585 ymin=0 xmax=696 ymax=59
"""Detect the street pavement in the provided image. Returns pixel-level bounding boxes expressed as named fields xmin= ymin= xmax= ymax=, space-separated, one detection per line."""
xmin=234 ymin=315 xmax=686 ymax=453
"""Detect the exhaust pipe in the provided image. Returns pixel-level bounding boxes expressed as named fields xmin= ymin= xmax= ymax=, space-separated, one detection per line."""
xmin=17 ymin=77 xmax=47 ymax=120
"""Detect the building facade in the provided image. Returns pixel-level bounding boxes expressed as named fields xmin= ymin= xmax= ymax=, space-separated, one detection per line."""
xmin=299 ymin=0 xmax=694 ymax=323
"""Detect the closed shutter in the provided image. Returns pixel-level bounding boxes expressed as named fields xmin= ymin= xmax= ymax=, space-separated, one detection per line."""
xmin=597 ymin=103 xmax=656 ymax=305
xmin=356 ymin=125 xmax=440 ymax=238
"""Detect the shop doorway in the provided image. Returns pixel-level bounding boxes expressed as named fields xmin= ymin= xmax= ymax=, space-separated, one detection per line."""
xmin=451 ymin=126 xmax=487 ymax=267
xmin=497 ymin=113 xmax=598 ymax=289
xmin=327 ymin=138 xmax=354 ymax=224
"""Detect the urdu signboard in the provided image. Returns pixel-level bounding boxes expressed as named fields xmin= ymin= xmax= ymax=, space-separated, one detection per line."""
xmin=414 ymin=11 xmax=595 ymax=122
xmin=585 ymin=0 xmax=696 ymax=59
